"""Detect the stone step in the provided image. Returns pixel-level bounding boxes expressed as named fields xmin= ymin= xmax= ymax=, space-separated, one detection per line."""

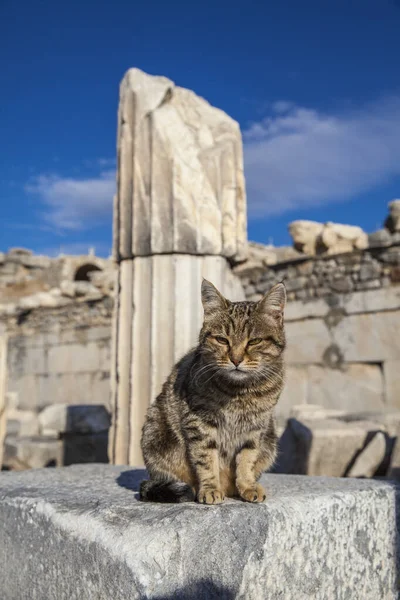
xmin=0 ymin=464 xmax=397 ymax=599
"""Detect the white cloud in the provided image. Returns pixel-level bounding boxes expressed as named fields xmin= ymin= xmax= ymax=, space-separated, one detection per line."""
xmin=26 ymin=169 xmax=116 ymax=230
xmin=243 ymin=95 xmax=400 ymax=218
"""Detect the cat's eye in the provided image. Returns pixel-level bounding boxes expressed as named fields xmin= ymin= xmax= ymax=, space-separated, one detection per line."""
xmin=215 ymin=336 xmax=229 ymax=345
xmin=247 ymin=338 xmax=263 ymax=347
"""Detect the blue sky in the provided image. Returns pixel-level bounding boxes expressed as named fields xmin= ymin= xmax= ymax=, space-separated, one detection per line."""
xmin=1 ymin=0 xmax=400 ymax=257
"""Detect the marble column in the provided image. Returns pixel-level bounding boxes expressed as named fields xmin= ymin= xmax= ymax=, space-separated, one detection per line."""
xmin=109 ymin=69 xmax=248 ymax=466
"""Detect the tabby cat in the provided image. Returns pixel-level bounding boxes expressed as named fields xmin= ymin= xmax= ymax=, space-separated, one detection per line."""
xmin=139 ymin=279 xmax=286 ymax=505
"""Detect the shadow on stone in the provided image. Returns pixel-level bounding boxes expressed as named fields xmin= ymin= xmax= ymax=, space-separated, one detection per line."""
xmin=272 ymin=418 xmax=311 ymax=474
xmin=116 ymin=468 xmax=148 ymax=492
xmin=148 ymin=580 xmax=235 ymax=600
xmin=62 ymin=405 xmax=110 ymax=466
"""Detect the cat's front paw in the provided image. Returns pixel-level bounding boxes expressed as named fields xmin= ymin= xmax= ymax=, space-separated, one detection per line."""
xmin=237 ymin=483 xmax=266 ymax=503
xmin=198 ymin=487 xmax=225 ymax=505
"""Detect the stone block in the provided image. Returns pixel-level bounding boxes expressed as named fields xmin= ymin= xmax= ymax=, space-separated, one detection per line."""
xmin=285 ymin=319 xmax=331 ymax=364
xmin=8 ymin=375 xmax=38 ymax=411
xmin=329 ymin=276 xmax=353 ymax=293
xmin=114 ymin=68 xmax=247 ymax=261
xmin=33 ymin=372 xmax=110 ymax=411
xmin=275 ymin=417 xmax=385 ymax=477
xmin=346 ymin=431 xmax=387 ymax=478
xmin=332 ymin=312 xmax=400 ymax=362
xmin=59 ymin=326 xmax=111 ymax=345
xmin=47 ymin=342 xmax=103 ymax=374
xmin=3 ymin=435 xmax=63 ymax=469
xmin=19 ymin=255 xmax=52 ymax=269
xmin=289 ymin=404 xmax=349 ymax=420
xmin=38 ymin=404 xmax=110 ymax=436
xmin=368 ymin=228 xmax=392 ymax=247
xmin=6 ymin=409 xmax=39 ymax=437
xmin=359 ymin=262 xmax=381 ymax=281
xmin=276 ymin=367 xmax=308 ymax=418
xmin=306 ymin=364 xmax=385 ymax=412
xmin=0 ymin=465 xmax=397 ymax=599
xmin=342 ymin=287 xmax=400 ymax=315
xmin=284 ymin=276 xmax=307 ymax=292
xmin=384 ymin=360 xmax=400 ymax=409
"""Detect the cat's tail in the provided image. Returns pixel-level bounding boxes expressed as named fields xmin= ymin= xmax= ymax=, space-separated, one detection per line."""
xmin=139 ymin=478 xmax=195 ymax=503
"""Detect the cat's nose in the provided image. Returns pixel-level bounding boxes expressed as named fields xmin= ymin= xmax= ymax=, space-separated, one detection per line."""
xmin=231 ymin=357 xmax=242 ymax=367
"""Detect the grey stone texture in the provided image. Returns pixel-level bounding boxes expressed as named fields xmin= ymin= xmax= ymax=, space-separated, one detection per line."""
xmin=275 ymin=417 xmax=388 ymax=477
xmin=7 ymin=323 xmax=111 ymax=413
xmin=0 ymin=464 xmax=398 ymax=600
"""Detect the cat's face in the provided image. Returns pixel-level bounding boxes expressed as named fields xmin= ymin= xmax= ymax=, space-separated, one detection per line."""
xmin=199 ymin=280 xmax=286 ymax=385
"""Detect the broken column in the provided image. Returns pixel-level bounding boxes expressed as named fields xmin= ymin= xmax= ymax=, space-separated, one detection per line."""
xmin=109 ymin=68 xmax=247 ymax=466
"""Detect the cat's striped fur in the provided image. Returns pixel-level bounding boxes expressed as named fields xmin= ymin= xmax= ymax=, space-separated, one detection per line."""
xmin=139 ymin=279 xmax=286 ymax=504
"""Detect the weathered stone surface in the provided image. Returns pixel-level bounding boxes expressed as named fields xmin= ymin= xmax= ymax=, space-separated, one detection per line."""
xmin=385 ymin=199 xmax=400 ymax=233
xmin=285 ymin=319 xmax=331 ymax=364
xmin=276 ymin=367 xmax=308 ymax=417
xmin=368 ymin=228 xmax=393 ymax=247
xmin=288 ymin=221 xmax=367 ymax=256
xmin=18 ymin=291 xmax=71 ymax=310
xmin=276 ymin=417 xmax=385 ymax=477
xmin=289 ymin=404 xmax=349 ymax=420
xmin=332 ymin=311 xmax=400 ymax=362
xmin=306 ymin=364 xmax=385 ymax=412
xmin=0 ymin=464 xmax=397 ymax=599
xmin=320 ymin=222 xmax=368 ymax=254
xmin=38 ymin=404 xmax=110 ymax=436
xmin=6 ymin=409 xmax=39 ymax=437
xmin=346 ymin=431 xmax=387 ymax=478
xmin=7 ymin=247 xmax=32 ymax=257
xmin=384 ymin=360 xmax=400 ymax=409
xmin=288 ymin=220 xmax=324 ymax=255
xmin=114 ymin=68 xmax=247 ymax=261
xmin=3 ymin=435 xmax=63 ymax=469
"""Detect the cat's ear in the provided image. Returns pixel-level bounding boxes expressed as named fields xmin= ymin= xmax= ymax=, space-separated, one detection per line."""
xmin=201 ymin=279 xmax=229 ymax=317
xmin=257 ymin=282 xmax=286 ymax=322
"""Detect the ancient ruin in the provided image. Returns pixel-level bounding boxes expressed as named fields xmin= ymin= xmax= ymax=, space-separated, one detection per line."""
xmin=0 ymin=69 xmax=399 ymax=479
xmin=1 ymin=67 xmax=400 ymax=600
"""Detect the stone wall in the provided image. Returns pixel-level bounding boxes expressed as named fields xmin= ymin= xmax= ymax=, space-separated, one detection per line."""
xmin=235 ymin=241 xmax=400 ymax=303
xmin=234 ymin=240 xmax=400 ymax=418
xmin=0 ymin=249 xmax=115 ymax=469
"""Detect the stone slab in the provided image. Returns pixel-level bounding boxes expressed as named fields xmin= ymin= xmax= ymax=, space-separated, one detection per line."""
xmin=275 ymin=417 xmax=386 ymax=477
xmin=284 ymin=287 xmax=400 ymax=323
xmin=0 ymin=465 xmax=397 ymax=600
xmin=306 ymin=363 xmax=385 ymax=412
